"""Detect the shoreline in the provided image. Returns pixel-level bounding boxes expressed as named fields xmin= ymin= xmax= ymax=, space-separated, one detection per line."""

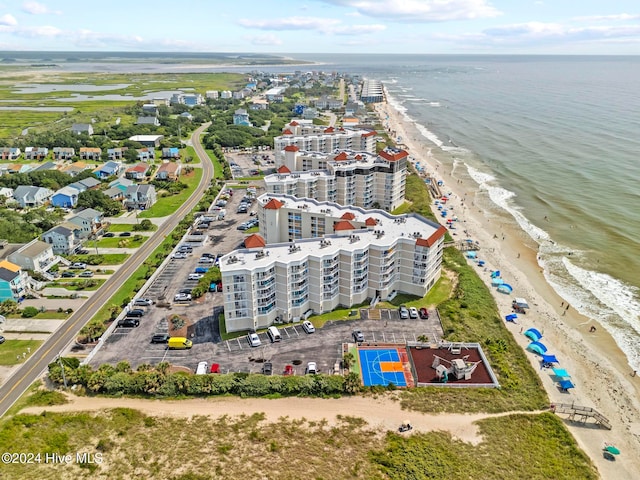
xmin=375 ymin=97 xmax=640 ymax=478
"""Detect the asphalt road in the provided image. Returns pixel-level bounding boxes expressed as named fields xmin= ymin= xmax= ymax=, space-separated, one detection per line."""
xmin=0 ymin=122 xmax=213 ymax=418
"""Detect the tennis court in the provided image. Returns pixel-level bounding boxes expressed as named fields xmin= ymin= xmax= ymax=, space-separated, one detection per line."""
xmin=358 ymin=348 xmax=408 ymax=387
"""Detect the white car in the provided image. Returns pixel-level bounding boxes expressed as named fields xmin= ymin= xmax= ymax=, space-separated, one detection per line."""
xmin=409 ymin=307 xmax=419 ymax=319
xmin=247 ymin=333 xmax=261 ymax=347
xmin=188 ymin=273 xmax=204 ymax=280
xmin=306 ymin=362 xmax=318 ymax=374
xmin=172 ymin=252 xmax=187 ymax=259
xmin=195 ymin=361 xmax=208 ymax=375
xmin=302 ymin=320 xmax=315 ymax=334
xmin=134 ymin=298 xmax=154 ymax=306
xmin=399 ymin=306 xmax=410 ymax=319
xmin=174 ymin=293 xmax=192 ymax=302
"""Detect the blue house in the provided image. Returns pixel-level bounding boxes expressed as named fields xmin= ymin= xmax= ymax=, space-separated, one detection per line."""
xmin=233 ymin=109 xmax=252 ymax=127
xmin=93 ymin=161 xmax=121 ymax=179
xmin=51 ymin=186 xmax=81 ymax=208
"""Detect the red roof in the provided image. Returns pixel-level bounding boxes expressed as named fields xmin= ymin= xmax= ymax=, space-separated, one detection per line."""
xmin=282 ymin=129 xmax=293 ymax=135
xmin=284 ymin=145 xmax=299 ymax=152
xmin=126 ymin=163 xmax=148 ymax=173
xmin=355 ymin=154 xmax=362 ymax=160
xmin=324 ymin=127 xmax=335 ymax=133
xmin=263 ymin=198 xmax=285 ymax=210
xmin=289 ymin=120 xmax=299 ymax=126
xmin=244 ymin=234 xmax=266 ymax=249
xmin=341 ymin=212 xmax=356 ymax=220
xmin=415 ymin=225 xmax=447 ymax=247
xmin=334 ymin=152 xmax=348 ymax=161
xmin=361 ymin=130 xmax=377 ymax=137
xmin=277 ymin=165 xmax=291 ymax=174
xmin=379 ymin=149 xmax=409 ymax=162
xmin=334 ymin=220 xmax=355 ymax=231
xmin=157 ymin=162 xmax=180 ymax=174
xmin=365 ymin=217 xmax=377 ymax=226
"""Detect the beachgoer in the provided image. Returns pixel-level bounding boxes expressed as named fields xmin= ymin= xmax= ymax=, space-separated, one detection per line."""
xmin=561 ymin=302 xmax=564 ymax=307
xmin=566 ymin=304 xmax=570 ymax=312
xmin=517 ymin=253 xmax=520 ymax=258
xmin=633 ymin=371 xmax=637 ymax=377
xmin=589 ymin=326 xmax=597 ymax=333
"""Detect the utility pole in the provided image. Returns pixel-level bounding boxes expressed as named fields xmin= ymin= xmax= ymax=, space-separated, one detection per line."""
xmin=58 ymin=355 xmax=67 ymax=388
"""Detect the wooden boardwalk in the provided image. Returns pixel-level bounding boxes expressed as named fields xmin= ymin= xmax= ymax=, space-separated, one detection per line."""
xmin=551 ymin=403 xmax=612 ymax=430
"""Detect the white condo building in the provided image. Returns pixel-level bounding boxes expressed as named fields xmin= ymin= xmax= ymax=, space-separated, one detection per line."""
xmin=220 ymin=194 xmax=447 ymax=332
xmin=264 ymin=147 xmax=408 ymax=212
xmin=273 ymin=121 xmax=377 ymax=162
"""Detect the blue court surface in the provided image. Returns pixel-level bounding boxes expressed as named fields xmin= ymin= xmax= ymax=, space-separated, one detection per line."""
xmin=358 ymin=348 xmax=407 ymax=387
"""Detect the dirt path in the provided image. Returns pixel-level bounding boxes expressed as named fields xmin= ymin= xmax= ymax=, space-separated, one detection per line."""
xmin=21 ymin=393 xmax=545 ymax=445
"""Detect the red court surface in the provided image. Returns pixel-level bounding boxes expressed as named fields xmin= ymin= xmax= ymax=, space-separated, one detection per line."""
xmin=408 ymin=345 xmax=497 ymax=386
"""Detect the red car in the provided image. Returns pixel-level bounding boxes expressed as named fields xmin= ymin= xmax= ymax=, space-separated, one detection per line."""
xmin=419 ymin=307 xmax=429 ymax=319
xmin=283 ymin=365 xmax=294 ymax=376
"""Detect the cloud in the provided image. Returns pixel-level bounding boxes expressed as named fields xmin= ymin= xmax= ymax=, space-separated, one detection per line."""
xmin=317 ymin=0 xmax=502 ymax=22
xmin=246 ymin=34 xmax=284 ymax=46
xmin=238 ymin=15 xmax=385 ymax=36
xmin=21 ymin=1 xmax=61 ymax=15
xmin=0 ymin=13 xmax=17 ymax=26
xmin=573 ymin=13 xmax=640 ymax=22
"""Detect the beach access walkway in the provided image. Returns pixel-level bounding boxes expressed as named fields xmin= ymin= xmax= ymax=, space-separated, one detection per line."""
xmin=551 ymin=402 xmax=612 ymax=430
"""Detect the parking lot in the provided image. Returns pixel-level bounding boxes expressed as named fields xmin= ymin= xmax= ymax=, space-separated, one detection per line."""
xmin=227 ymin=150 xmax=275 ymax=179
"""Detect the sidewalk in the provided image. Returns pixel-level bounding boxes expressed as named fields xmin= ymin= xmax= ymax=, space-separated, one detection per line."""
xmin=2 ymin=318 xmax=65 ymax=334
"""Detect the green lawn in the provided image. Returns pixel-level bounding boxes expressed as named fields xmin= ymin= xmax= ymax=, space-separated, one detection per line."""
xmin=244 ymin=226 xmax=259 ymax=234
xmin=377 ymin=275 xmax=453 ymax=310
xmin=309 ymin=302 xmax=368 ymax=328
xmin=139 ymin=168 xmax=203 ymax=218
xmin=96 ymin=236 xmax=147 ymax=248
xmin=0 ymin=340 xmax=43 ymax=366
xmin=49 ymin=279 xmax=106 ymax=291
xmin=107 ymin=223 xmax=157 ymax=233
xmin=65 ymin=253 xmax=129 ymax=265
xmin=7 ymin=310 xmax=70 ymax=320
xmin=206 ymin=149 xmax=226 ymax=179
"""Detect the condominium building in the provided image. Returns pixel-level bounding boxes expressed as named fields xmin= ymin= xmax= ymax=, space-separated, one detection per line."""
xmin=220 ymin=194 xmax=447 ymax=332
xmin=273 ymin=122 xmax=377 ymax=161
xmin=264 ymin=147 xmax=408 ymax=211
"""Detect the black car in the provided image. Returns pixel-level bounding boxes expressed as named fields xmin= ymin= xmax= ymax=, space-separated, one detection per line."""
xmin=103 ymin=232 xmax=115 ymax=237
xmin=179 ymin=288 xmax=192 ymax=295
xmin=150 ymin=333 xmax=169 ymax=344
xmin=120 ymin=232 xmax=132 ymax=237
xmin=117 ymin=318 xmax=139 ymax=328
xmin=61 ymin=271 xmax=76 ymax=278
xmin=262 ymin=362 xmax=273 ymax=375
xmin=127 ymin=309 xmax=145 ymax=317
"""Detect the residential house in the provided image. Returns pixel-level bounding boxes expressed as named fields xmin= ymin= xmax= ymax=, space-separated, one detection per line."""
xmin=125 ymin=163 xmax=149 ymax=180
xmin=250 ymin=99 xmax=268 ymax=110
xmin=220 ymin=90 xmax=232 ymax=99
xmin=108 ymin=177 xmax=134 ymax=191
xmin=32 ymin=161 xmax=58 ymax=172
xmin=8 ymin=240 xmax=57 ymax=273
xmin=141 ymin=104 xmax=158 ymax=115
xmin=128 ymin=135 xmax=164 ymax=148
xmin=51 ymin=186 xmax=81 ymax=208
xmin=155 ymin=161 xmax=181 ymax=181
xmin=232 ymin=90 xmax=246 ymax=100
xmin=0 ymin=187 xmax=13 ymax=200
xmin=205 ymin=90 xmax=219 ymax=99
xmin=93 ymin=161 xmax=121 ymax=179
xmin=13 ymin=186 xmax=53 ymax=208
xmin=265 ymin=86 xmax=286 ymax=102
xmin=53 ymin=147 xmax=75 ymax=161
xmin=41 ymin=223 xmax=81 ymax=255
xmin=161 ymin=147 xmax=180 ymax=159
xmin=302 ymin=107 xmax=319 ymax=120
xmin=24 ymin=147 xmax=48 ymax=160
xmin=183 ymin=93 xmax=203 ymax=106
xmin=71 ymin=123 xmax=94 ymax=135
xmin=124 ymin=184 xmax=157 ymax=210
xmin=152 ymin=97 xmax=169 ymax=107
xmin=179 ymin=111 xmax=193 ymax=121
xmin=79 ymin=147 xmax=102 ymax=160
xmin=233 ymin=109 xmax=252 ymax=127
xmin=107 ymin=147 xmax=128 ymax=161
xmin=136 ymin=116 xmax=161 ymax=126
xmin=74 ymin=177 xmax=101 ymax=190
xmin=314 ymin=96 xmax=342 ymax=109
xmin=68 ymin=208 xmax=106 ymax=239
xmin=60 ymin=161 xmax=89 ymax=177
xmin=136 ymin=148 xmax=155 ymax=162
xmin=0 ymin=261 xmax=29 ymax=302
xmin=103 ymin=186 xmax=125 ymax=201
xmin=7 ymin=164 xmax=30 ymax=174
xmin=0 ymin=147 xmax=21 ymax=160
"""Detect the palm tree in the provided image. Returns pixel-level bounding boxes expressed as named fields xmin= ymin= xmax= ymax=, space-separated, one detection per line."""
xmin=417 ymin=335 xmax=429 ymax=344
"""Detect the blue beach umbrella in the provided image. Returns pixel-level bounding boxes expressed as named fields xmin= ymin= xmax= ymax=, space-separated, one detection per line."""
xmin=491 ymin=270 xmax=501 ymax=278
xmin=541 ymin=354 xmax=559 ymax=364
xmin=497 ymin=284 xmax=513 ymax=294
xmin=505 ymin=314 xmax=518 ymax=322
xmin=524 ymin=328 xmax=543 ymax=341
xmin=491 ymin=277 xmax=504 ymax=286
xmin=553 ymin=368 xmax=571 ymax=378
xmin=527 ymin=341 xmax=548 ymax=355
xmin=559 ymin=379 xmax=575 ymax=391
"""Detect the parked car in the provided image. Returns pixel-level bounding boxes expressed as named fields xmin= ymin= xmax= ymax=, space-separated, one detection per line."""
xmin=78 ymin=270 xmax=94 ymax=278
xmin=262 ymin=362 xmax=273 ymax=375
xmin=236 ymin=223 xmax=250 ymax=231
xmin=352 ymin=330 xmax=365 ymax=343
xmin=127 ymin=309 xmax=145 ymax=317
xmin=306 ymin=362 xmax=318 ymax=374
xmin=150 ymin=333 xmax=169 ymax=344
xmin=0 ymin=335 xmax=5 ymax=344
xmin=178 ymin=245 xmax=193 ymax=253
xmin=249 ymin=210 xmax=257 ymax=216
xmin=61 ymin=271 xmax=76 ymax=278
xmin=134 ymin=298 xmax=154 ymax=306
xmin=283 ymin=365 xmax=294 ymax=376
xmin=237 ymin=205 xmax=248 ymax=214
xmin=419 ymin=307 xmax=429 ymax=319
xmin=188 ymin=273 xmax=204 ymax=280
xmin=302 ymin=320 xmax=315 ymax=334
xmin=201 ymin=253 xmax=215 ymax=258
xmin=399 ymin=305 xmax=410 ymax=319
xmin=409 ymin=307 xmax=419 ymax=319
xmin=247 ymin=332 xmax=261 ymax=347
xmin=118 ymin=318 xmax=140 ymax=328
xmin=174 ymin=293 xmax=192 ymax=302
xmin=120 ymin=231 xmax=131 ymax=237
xmin=172 ymin=252 xmax=187 ymax=259
xmin=103 ymin=232 xmax=115 ymax=237
xmin=179 ymin=288 xmax=192 ymax=295
xmin=70 ymin=262 xmax=86 ymax=269
xmin=199 ymin=256 xmax=215 ymax=264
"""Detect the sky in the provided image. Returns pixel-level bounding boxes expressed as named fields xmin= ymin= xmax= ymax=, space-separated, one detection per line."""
xmin=0 ymin=0 xmax=639 ymax=55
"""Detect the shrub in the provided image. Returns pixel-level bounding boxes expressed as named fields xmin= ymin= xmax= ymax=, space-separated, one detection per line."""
xmin=21 ymin=306 xmax=40 ymax=318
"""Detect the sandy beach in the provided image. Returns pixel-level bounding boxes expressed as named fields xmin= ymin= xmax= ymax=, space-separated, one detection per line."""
xmin=375 ymin=100 xmax=640 ymax=478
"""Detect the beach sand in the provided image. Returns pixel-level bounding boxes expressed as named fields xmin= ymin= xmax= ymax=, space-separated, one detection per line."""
xmin=375 ymin=100 xmax=640 ymax=478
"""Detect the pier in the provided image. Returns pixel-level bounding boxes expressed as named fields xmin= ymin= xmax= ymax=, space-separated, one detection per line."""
xmin=551 ymin=403 xmax=612 ymax=430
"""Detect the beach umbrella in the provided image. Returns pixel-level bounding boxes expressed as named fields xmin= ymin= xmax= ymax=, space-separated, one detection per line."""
xmin=525 ymin=328 xmax=543 ymax=340
xmin=524 ymin=330 xmax=542 ymax=342
xmin=491 ymin=270 xmax=501 ymax=278
xmin=491 ymin=278 xmax=504 ymax=286
xmin=466 ymin=251 xmax=477 ymax=259
xmin=497 ymin=284 xmax=513 ymax=294
xmin=604 ymin=445 xmax=620 ymax=455
xmin=527 ymin=341 xmax=547 ymax=355
xmin=505 ymin=314 xmax=518 ymax=322
xmin=559 ymin=379 xmax=575 ymax=391
xmin=553 ymin=368 xmax=571 ymax=378
xmin=541 ymin=354 xmax=559 ymax=364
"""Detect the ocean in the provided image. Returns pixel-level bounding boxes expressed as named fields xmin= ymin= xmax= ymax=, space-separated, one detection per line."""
xmin=13 ymin=52 xmax=640 ymax=370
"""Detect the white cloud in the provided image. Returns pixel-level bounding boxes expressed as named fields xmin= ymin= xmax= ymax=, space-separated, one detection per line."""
xmin=21 ymin=1 xmax=61 ymax=15
xmin=318 ymin=0 xmax=502 ymax=22
xmin=573 ymin=13 xmax=640 ymax=22
xmin=246 ymin=34 xmax=284 ymax=46
xmin=332 ymin=24 xmax=386 ymax=35
xmin=0 ymin=13 xmax=17 ymax=25
xmin=239 ymin=16 xmax=341 ymax=31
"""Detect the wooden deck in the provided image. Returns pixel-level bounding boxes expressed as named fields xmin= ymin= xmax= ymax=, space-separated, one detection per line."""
xmin=551 ymin=403 xmax=612 ymax=430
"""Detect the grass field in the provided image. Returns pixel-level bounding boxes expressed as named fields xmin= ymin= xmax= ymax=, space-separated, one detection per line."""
xmin=139 ymin=168 xmax=203 ymax=218
xmin=106 ymin=224 xmax=157 ymax=233
xmin=0 ymin=340 xmax=43 ymax=366
xmin=65 ymin=253 xmax=130 ymax=265
xmin=49 ymin=279 xmax=106 ymax=291
xmin=206 ymin=149 xmax=227 ymax=179
xmin=96 ymin=236 xmax=147 ymax=248
xmin=7 ymin=310 xmax=70 ymax=320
